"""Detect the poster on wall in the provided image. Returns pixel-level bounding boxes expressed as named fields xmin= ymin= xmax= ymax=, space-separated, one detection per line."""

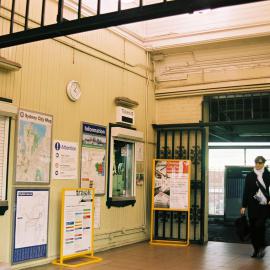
xmin=62 ymin=189 xmax=94 ymax=257
xmin=51 ymin=140 xmax=78 ymax=180
xmin=153 ymin=159 xmax=190 ymax=210
xmin=80 ymin=123 xmax=106 ymax=195
xmin=13 ymin=189 xmax=49 ymax=264
xmin=136 ymin=142 xmax=144 ymax=186
xmin=15 ymin=109 xmax=53 ymax=184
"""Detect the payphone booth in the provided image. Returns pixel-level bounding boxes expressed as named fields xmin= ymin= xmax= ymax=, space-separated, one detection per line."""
xmin=106 ymin=125 xmax=143 ymax=208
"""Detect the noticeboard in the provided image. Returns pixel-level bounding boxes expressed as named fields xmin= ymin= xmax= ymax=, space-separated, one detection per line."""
xmin=80 ymin=123 xmax=106 ymax=195
xmin=61 ymin=188 xmax=94 ymax=259
xmin=153 ymin=159 xmax=190 ymax=210
xmin=12 ymin=188 xmax=49 ymax=264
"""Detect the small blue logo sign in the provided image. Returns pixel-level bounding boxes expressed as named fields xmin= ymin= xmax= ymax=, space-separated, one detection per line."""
xmin=55 ymin=142 xmax=61 ymax=150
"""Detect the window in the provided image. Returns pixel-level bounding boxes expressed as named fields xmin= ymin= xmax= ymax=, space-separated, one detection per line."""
xmin=208 ymin=144 xmax=270 ymax=216
xmin=112 ymin=140 xmax=134 ymax=198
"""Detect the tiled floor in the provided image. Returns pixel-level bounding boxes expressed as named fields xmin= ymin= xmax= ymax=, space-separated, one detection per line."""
xmin=29 ymin=241 xmax=270 ymax=270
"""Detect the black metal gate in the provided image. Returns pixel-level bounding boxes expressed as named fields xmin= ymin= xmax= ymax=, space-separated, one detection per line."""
xmin=154 ymin=125 xmax=206 ymax=243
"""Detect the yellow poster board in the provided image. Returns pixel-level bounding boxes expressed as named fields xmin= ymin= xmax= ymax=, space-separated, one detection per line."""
xmin=52 ymin=188 xmax=102 ymax=267
xmin=150 ymin=159 xmax=191 ymax=246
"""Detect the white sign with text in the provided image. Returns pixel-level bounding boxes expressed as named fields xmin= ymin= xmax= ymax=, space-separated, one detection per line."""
xmin=52 ymin=140 xmax=78 ymax=180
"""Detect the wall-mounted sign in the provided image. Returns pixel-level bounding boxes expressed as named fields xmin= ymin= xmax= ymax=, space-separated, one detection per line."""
xmin=13 ymin=189 xmax=49 ymax=264
xmin=52 ymin=140 xmax=78 ymax=180
xmin=80 ymin=123 xmax=106 ymax=195
xmin=116 ymin=106 xmax=135 ymax=126
xmin=15 ymin=109 xmax=52 ymax=184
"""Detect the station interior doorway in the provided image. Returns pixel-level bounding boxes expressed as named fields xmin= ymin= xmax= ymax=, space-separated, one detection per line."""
xmin=206 ymin=92 xmax=270 ymax=243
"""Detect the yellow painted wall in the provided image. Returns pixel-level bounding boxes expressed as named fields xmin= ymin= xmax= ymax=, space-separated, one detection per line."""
xmin=0 ymin=2 xmax=155 ymax=269
xmin=155 ymin=36 xmax=270 ymax=124
xmin=156 ymin=96 xmax=202 ymax=124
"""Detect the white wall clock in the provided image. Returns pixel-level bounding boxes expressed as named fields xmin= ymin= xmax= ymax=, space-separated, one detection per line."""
xmin=66 ymin=80 xmax=81 ymax=102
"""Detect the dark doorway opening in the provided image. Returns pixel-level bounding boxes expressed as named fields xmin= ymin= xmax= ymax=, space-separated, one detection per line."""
xmin=206 ymin=92 xmax=270 ymax=243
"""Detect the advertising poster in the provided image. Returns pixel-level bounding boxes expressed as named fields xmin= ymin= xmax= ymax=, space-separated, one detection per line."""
xmin=154 ymin=160 xmax=190 ymax=210
xmin=80 ymin=123 xmax=106 ymax=195
xmin=63 ymin=189 xmax=93 ymax=257
xmin=52 ymin=140 xmax=78 ymax=180
xmin=13 ymin=189 xmax=49 ymax=263
xmin=136 ymin=142 xmax=144 ymax=186
xmin=15 ymin=109 xmax=52 ymax=184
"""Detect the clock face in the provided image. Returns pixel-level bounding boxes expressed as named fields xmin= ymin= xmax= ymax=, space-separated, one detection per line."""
xmin=67 ymin=80 xmax=81 ymax=101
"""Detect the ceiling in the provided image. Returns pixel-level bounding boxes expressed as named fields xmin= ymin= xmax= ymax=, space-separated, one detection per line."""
xmin=115 ymin=0 xmax=270 ymax=50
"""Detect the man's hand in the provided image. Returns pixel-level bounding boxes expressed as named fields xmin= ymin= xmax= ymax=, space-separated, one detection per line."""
xmin=240 ymin=208 xmax=246 ymax=215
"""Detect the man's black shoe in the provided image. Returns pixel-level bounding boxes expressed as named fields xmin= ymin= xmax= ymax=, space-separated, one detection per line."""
xmin=251 ymin=251 xmax=258 ymax=258
xmin=257 ymin=248 xmax=265 ymax=259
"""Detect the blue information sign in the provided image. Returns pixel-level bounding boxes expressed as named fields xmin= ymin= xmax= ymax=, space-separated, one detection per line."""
xmin=13 ymin=189 xmax=49 ymax=264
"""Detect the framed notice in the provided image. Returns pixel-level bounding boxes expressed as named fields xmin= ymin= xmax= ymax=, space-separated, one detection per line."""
xmin=80 ymin=123 xmax=106 ymax=195
xmin=15 ymin=109 xmax=53 ymax=184
xmin=12 ymin=188 xmax=49 ymax=264
xmin=61 ymin=189 xmax=94 ymax=258
xmin=153 ymin=159 xmax=190 ymax=210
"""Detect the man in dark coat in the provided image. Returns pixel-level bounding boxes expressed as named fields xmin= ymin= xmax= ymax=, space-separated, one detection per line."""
xmin=241 ymin=156 xmax=270 ymax=258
